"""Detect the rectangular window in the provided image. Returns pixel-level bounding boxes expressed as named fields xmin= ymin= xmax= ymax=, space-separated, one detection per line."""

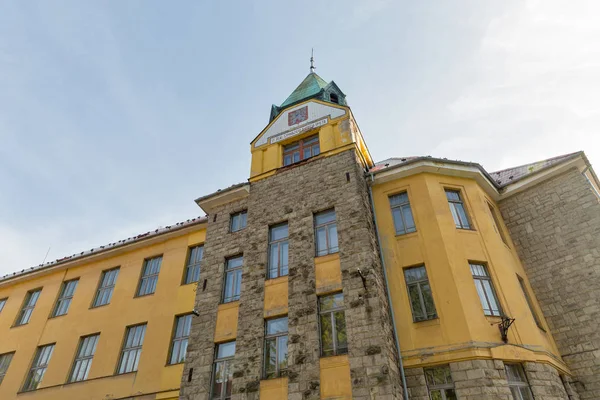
xmin=505 ymin=364 xmax=534 ymax=400
xmin=390 ymin=192 xmax=416 ymax=235
xmin=264 ymin=316 xmax=288 ymax=379
xmin=470 ymin=263 xmax=502 ymax=316
xmin=117 ymin=324 xmax=147 ymax=374
xmin=230 ymin=211 xmax=247 ymax=233
xmin=52 ymin=279 xmax=79 ymax=317
xmin=445 ymin=189 xmax=471 ymax=229
xmin=425 ymin=365 xmax=456 ymax=400
xmin=404 ymin=266 xmax=437 ymax=322
xmin=488 ymin=202 xmax=508 ymax=245
xmin=319 ymin=293 xmax=347 ymax=357
xmin=22 ymin=344 xmax=54 ymax=391
xmin=211 ymin=341 xmax=235 ymax=400
xmin=223 ymin=256 xmax=243 ymax=303
xmin=283 ymin=134 xmax=320 ymax=166
xmin=314 ymin=209 xmax=338 ymax=257
xmin=0 ymin=298 xmax=6 ymax=313
xmin=92 ymin=268 xmax=119 ymax=308
xmin=0 ymin=352 xmax=14 ymax=385
xmin=136 ymin=256 xmax=162 ymax=297
xmin=184 ymin=245 xmax=204 ymax=284
xmin=268 ymin=223 xmax=289 ymax=279
xmin=69 ymin=334 xmax=99 ymax=382
xmin=15 ymin=289 xmax=42 ymax=326
xmin=169 ymin=314 xmax=192 ymax=364
xmin=518 ymin=275 xmax=544 ymax=330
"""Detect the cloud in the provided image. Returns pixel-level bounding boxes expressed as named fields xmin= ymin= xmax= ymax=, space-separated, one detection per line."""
xmin=436 ymin=0 xmax=600 ymax=170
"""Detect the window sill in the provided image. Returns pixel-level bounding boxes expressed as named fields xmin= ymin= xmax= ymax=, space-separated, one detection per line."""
xmin=89 ymin=303 xmax=110 ymax=310
xmin=165 ymin=361 xmax=185 ymax=367
xmin=48 ymin=313 xmax=68 ymax=320
xmin=229 ymin=228 xmax=247 ymax=234
xmin=395 ymin=231 xmax=418 ymax=240
xmin=134 ymin=292 xmax=156 ymax=299
xmin=11 ymin=323 xmax=29 ymax=329
xmin=456 ymin=227 xmax=477 ymax=233
xmin=412 ymin=317 xmax=440 ymax=327
xmin=314 ymin=252 xmax=340 ymax=261
xmin=181 ymin=281 xmax=199 ymax=287
xmin=114 ymin=370 xmax=138 ymax=377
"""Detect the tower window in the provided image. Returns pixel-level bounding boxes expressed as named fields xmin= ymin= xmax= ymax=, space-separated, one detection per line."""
xmin=330 ymin=93 xmax=339 ymax=104
xmin=283 ymin=135 xmax=320 ymax=166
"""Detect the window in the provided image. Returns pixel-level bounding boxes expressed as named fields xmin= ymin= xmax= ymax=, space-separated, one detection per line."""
xmin=488 ymin=202 xmax=508 ymax=245
xmin=518 ymin=275 xmax=544 ymax=330
xmin=264 ymin=317 xmax=288 ymax=378
xmin=136 ymin=256 xmax=162 ymax=297
xmin=169 ymin=314 xmax=192 ymax=364
xmin=0 ymin=298 xmax=6 ymax=313
xmin=470 ymin=263 xmax=502 ymax=316
xmin=404 ymin=266 xmax=437 ymax=322
xmin=330 ymin=93 xmax=339 ymax=104
xmin=390 ymin=192 xmax=416 ymax=235
xmin=319 ymin=293 xmax=347 ymax=357
xmin=445 ymin=189 xmax=471 ymax=229
xmin=505 ymin=364 xmax=534 ymax=400
xmin=425 ymin=366 xmax=456 ymax=400
xmin=69 ymin=334 xmax=99 ymax=382
xmin=22 ymin=344 xmax=54 ymax=391
xmin=268 ymin=223 xmax=289 ymax=279
xmin=230 ymin=211 xmax=247 ymax=232
xmin=92 ymin=268 xmax=119 ymax=307
xmin=211 ymin=341 xmax=235 ymax=400
xmin=184 ymin=245 xmax=204 ymax=284
xmin=314 ymin=209 xmax=338 ymax=257
xmin=15 ymin=289 xmax=42 ymax=326
xmin=52 ymin=279 xmax=78 ymax=317
xmin=223 ymin=256 xmax=243 ymax=303
xmin=283 ymin=135 xmax=320 ymax=166
xmin=0 ymin=352 xmax=14 ymax=385
xmin=117 ymin=324 xmax=147 ymax=374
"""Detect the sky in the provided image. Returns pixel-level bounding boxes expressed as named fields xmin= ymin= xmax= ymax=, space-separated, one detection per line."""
xmin=1 ymin=1 xmax=599 ymax=275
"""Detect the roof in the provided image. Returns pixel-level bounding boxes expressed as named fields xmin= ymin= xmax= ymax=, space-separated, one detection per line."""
xmin=488 ymin=151 xmax=582 ymax=187
xmin=281 ymin=72 xmax=329 ymax=108
xmin=371 ymin=152 xmax=587 ymax=190
xmin=0 ymin=216 xmax=208 ymax=283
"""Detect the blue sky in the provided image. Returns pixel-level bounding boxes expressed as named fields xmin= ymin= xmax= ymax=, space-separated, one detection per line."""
xmin=1 ymin=1 xmax=599 ymax=274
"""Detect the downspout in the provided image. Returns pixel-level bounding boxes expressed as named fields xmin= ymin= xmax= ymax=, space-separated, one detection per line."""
xmin=367 ymin=172 xmax=409 ymax=400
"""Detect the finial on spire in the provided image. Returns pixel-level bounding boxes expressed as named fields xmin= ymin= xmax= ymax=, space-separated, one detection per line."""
xmin=310 ymin=48 xmax=315 ymax=73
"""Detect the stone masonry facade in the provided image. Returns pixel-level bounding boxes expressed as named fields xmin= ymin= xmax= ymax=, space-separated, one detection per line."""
xmin=405 ymin=360 xmax=572 ymax=400
xmin=499 ymin=168 xmax=600 ymax=399
xmin=180 ymin=149 xmax=403 ymax=399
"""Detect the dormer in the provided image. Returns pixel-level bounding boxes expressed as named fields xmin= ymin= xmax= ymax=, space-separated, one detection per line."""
xmin=250 ymin=72 xmax=373 ymax=181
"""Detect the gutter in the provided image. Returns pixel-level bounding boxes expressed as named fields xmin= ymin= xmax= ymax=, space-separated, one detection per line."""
xmin=367 ymin=172 xmax=409 ymax=400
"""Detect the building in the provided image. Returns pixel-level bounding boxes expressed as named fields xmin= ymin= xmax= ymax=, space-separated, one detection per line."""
xmin=0 ymin=67 xmax=599 ymax=400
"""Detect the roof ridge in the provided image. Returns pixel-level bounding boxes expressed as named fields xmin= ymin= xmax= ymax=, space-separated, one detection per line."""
xmin=490 ymin=151 xmax=582 ymax=175
xmin=0 ymin=216 xmax=208 ymax=283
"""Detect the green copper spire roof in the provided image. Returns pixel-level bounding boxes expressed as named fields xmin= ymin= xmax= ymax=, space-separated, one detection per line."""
xmin=280 ymin=72 xmax=329 ymax=108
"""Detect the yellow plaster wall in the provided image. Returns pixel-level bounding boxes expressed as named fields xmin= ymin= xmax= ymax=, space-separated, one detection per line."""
xmin=314 ymin=253 xmax=342 ymax=294
xmin=371 ymin=172 xmax=565 ymax=370
xmin=259 ymin=377 xmax=288 ymax=399
xmin=264 ymin=276 xmax=288 ymax=318
xmin=0 ymin=227 xmax=206 ymax=400
xmin=214 ymin=302 xmax=239 ymax=343
xmin=319 ymin=355 xmax=352 ymax=399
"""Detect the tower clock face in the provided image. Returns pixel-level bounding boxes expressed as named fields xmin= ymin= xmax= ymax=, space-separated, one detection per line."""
xmin=288 ymin=106 xmax=309 ymax=126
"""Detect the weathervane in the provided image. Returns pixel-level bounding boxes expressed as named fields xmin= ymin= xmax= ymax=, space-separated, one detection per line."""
xmin=310 ymin=48 xmax=315 ymax=73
